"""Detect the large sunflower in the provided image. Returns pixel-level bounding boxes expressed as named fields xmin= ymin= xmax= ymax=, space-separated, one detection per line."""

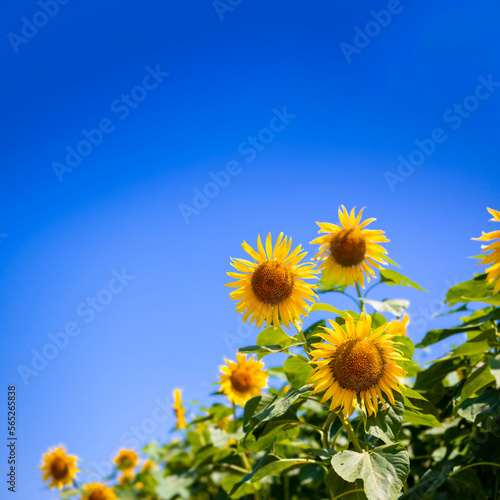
xmin=311 ymin=206 xmax=389 ymax=288
xmin=226 ymin=233 xmax=318 ymax=329
xmin=219 ymin=353 xmax=268 ymax=407
xmin=473 ymin=207 xmax=500 ymax=294
xmin=81 ymin=483 xmax=116 ymax=500
xmin=114 ymin=449 xmax=138 ymax=471
xmin=173 ymin=388 xmax=186 ymax=429
xmin=308 ymin=313 xmax=407 ymax=417
xmin=40 ymin=445 xmax=79 ymax=489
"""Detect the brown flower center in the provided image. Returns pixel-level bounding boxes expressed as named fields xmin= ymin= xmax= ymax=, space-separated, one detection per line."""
xmin=329 ymin=339 xmax=384 ymax=392
xmin=330 ymin=228 xmax=366 ymax=267
xmin=50 ymin=457 xmax=69 ymax=479
xmin=230 ymin=369 xmax=252 ymax=392
xmin=88 ymin=489 xmax=107 ymax=500
xmin=251 ymin=261 xmax=294 ymax=305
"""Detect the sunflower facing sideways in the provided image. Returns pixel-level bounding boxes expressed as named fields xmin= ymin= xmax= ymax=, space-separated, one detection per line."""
xmin=173 ymin=388 xmax=186 ymax=430
xmin=81 ymin=482 xmax=116 ymax=500
xmin=219 ymin=353 xmax=268 ymax=407
xmin=473 ymin=207 xmax=500 ymax=294
xmin=311 ymin=206 xmax=389 ymax=288
xmin=40 ymin=445 xmax=79 ymax=489
xmin=226 ymin=233 xmax=318 ymax=329
xmin=114 ymin=449 xmax=138 ymax=471
xmin=308 ymin=313 xmax=407 ymax=417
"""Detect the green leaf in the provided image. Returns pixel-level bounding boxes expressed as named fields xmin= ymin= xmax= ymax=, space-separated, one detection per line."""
xmin=458 ymin=363 xmax=495 ymax=404
xmin=243 ymin=394 xmax=277 ymax=432
xmin=445 ymin=469 xmax=486 ymax=500
xmin=361 ymin=298 xmax=409 ymax=316
xmin=417 ymin=325 xmax=483 ymax=348
xmin=303 ymin=319 xmax=326 ymax=344
xmin=254 ymin=326 xmax=295 ymax=359
xmin=400 ymin=385 xmax=428 ymax=401
xmin=414 ymin=358 xmax=466 ymax=390
xmin=283 ymin=355 xmax=313 ymax=389
xmin=229 ymin=444 xmax=273 ymax=496
xmin=222 ymin=473 xmax=260 ymax=499
xmin=155 ymin=474 xmax=193 ymax=500
xmin=399 ymin=462 xmax=454 ymax=499
xmin=446 ymin=274 xmax=496 ymax=305
xmin=255 ymin=387 xmax=311 ymax=424
xmin=457 ymin=388 xmax=500 ymax=424
xmin=489 ymin=354 xmax=500 ymax=387
xmin=379 ymin=269 xmax=426 ymax=291
xmin=238 ymin=344 xmax=301 ymax=357
xmin=438 ymin=329 xmax=498 ymax=361
xmin=59 ymin=491 xmax=82 ymax=499
xmin=250 ymin=457 xmax=315 ymax=482
xmin=403 ymin=409 xmax=442 ymax=427
xmin=309 ymin=302 xmax=344 ymax=315
xmin=365 ymin=392 xmax=404 ymax=444
xmin=331 ymin=443 xmax=410 ymax=500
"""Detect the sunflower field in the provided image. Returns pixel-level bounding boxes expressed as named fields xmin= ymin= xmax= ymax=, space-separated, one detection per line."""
xmin=41 ymin=207 xmax=500 ymax=500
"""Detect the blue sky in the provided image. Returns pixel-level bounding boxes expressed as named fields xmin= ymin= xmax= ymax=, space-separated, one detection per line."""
xmin=1 ymin=0 xmax=500 ymax=497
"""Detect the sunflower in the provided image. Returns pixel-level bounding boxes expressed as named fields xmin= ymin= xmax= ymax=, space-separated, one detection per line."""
xmin=386 ymin=313 xmax=409 ymax=337
xmin=114 ymin=449 xmax=138 ymax=471
xmin=226 ymin=233 xmax=318 ymax=329
xmin=473 ymin=207 xmax=500 ymax=294
xmin=118 ymin=470 xmax=134 ymax=485
xmin=81 ymin=483 xmax=116 ymax=500
xmin=173 ymin=388 xmax=186 ymax=429
xmin=308 ymin=313 xmax=407 ymax=417
xmin=141 ymin=459 xmax=155 ymax=473
xmin=40 ymin=445 xmax=79 ymax=489
xmin=219 ymin=353 xmax=268 ymax=407
xmin=311 ymin=206 xmax=389 ymax=288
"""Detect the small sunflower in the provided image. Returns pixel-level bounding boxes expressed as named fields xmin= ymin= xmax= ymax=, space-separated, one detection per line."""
xmin=141 ymin=459 xmax=155 ymax=473
xmin=114 ymin=449 xmax=138 ymax=471
xmin=81 ymin=482 xmax=116 ymax=500
xmin=173 ymin=388 xmax=186 ymax=429
xmin=40 ymin=445 xmax=79 ymax=489
xmin=226 ymin=233 xmax=318 ymax=329
xmin=473 ymin=207 xmax=500 ymax=294
xmin=386 ymin=313 xmax=409 ymax=337
xmin=308 ymin=313 xmax=407 ymax=417
xmin=118 ymin=469 xmax=134 ymax=485
xmin=311 ymin=206 xmax=389 ymax=288
xmin=219 ymin=353 xmax=268 ymax=407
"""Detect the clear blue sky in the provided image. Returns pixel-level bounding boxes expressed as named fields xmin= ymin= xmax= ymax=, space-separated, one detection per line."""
xmin=1 ymin=0 xmax=499 ymax=497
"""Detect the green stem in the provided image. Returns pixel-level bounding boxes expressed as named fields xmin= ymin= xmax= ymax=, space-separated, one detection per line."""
xmin=449 ymin=461 xmax=500 ymax=477
xmin=363 ymin=281 xmax=382 ymax=298
xmin=232 ymin=402 xmax=238 ymax=433
xmin=322 ymin=412 xmax=337 ymax=449
xmin=355 ymin=283 xmax=364 ymax=312
xmin=283 ymin=473 xmax=290 ymax=500
xmin=332 ymin=489 xmax=364 ymax=500
xmin=342 ymin=416 xmax=363 ymax=453
xmin=240 ymin=452 xmax=260 ymax=500
xmin=295 ymin=320 xmax=313 ymax=360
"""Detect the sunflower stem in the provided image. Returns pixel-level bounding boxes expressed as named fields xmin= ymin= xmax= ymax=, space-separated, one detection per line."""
xmin=322 ymin=412 xmax=337 ymax=449
xmin=342 ymin=416 xmax=363 ymax=453
xmin=355 ymin=283 xmax=364 ymax=312
xmin=240 ymin=452 xmax=260 ymax=500
xmin=232 ymin=402 xmax=238 ymax=433
xmin=295 ymin=320 xmax=313 ymax=360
